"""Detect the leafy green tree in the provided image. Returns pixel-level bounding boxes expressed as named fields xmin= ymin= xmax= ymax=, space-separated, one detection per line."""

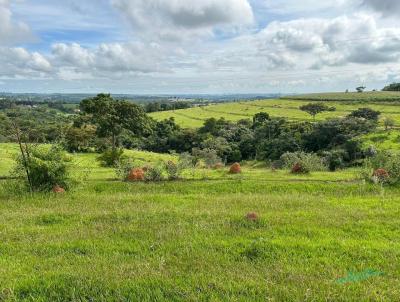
xmin=299 ymin=103 xmax=331 ymax=121
xmin=303 ymin=117 xmax=376 ymax=152
xmin=64 ymin=125 xmax=97 ymax=152
xmin=348 ymin=108 xmax=381 ymax=121
xmin=356 ymin=86 xmax=366 ymax=93
xmin=252 ymin=112 xmax=270 ymax=128
xmin=383 ymin=83 xmax=400 ymax=91
xmin=257 ymin=133 xmax=300 ymax=161
xmin=384 ymin=117 xmax=395 ymax=131
xmin=80 ymin=94 xmax=151 ymax=150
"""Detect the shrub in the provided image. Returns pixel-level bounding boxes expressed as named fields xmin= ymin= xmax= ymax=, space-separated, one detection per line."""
xmin=384 ymin=117 xmax=395 ymax=131
xmin=144 ymin=162 xmax=165 ymax=182
xmin=14 ymin=145 xmax=70 ymax=192
xmin=321 ymin=150 xmax=345 ymax=171
xmin=361 ymin=151 xmax=400 ymax=185
xmin=178 ymin=152 xmax=196 ymax=168
xmin=166 ymin=154 xmax=196 ymax=180
xmin=192 ymin=148 xmax=222 ymax=168
xmin=165 ymin=161 xmax=179 ymax=180
xmin=229 ymin=162 xmax=241 ymax=174
xmin=281 ymin=152 xmax=327 ymax=173
xmin=349 ymin=108 xmax=381 ymax=121
xmin=115 ymin=158 xmax=138 ymax=180
xmin=97 ymin=148 xmax=125 ymax=167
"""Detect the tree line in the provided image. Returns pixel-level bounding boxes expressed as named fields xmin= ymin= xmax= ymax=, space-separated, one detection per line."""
xmin=57 ymin=94 xmax=383 ymax=171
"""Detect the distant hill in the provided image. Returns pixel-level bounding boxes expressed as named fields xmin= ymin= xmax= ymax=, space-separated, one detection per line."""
xmin=280 ymin=91 xmax=400 ymax=102
xmin=0 ymin=93 xmax=281 ymax=104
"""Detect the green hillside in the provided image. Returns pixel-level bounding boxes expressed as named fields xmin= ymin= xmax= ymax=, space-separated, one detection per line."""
xmin=281 ymin=91 xmax=400 ymax=102
xmin=149 ymin=97 xmax=400 ymax=129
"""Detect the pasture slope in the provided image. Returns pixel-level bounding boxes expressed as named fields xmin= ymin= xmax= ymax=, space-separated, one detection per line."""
xmin=0 ymin=143 xmax=400 ymax=301
xmin=150 ymin=91 xmax=400 ymax=128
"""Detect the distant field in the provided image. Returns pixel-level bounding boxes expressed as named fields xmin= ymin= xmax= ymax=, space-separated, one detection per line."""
xmin=281 ymin=91 xmax=400 ymax=102
xmin=0 ymin=143 xmax=400 ymax=301
xmin=149 ymin=97 xmax=400 ymax=129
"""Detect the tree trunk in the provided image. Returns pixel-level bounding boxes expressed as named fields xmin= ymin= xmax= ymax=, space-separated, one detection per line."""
xmin=12 ymin=122 xmax=33 ymax=192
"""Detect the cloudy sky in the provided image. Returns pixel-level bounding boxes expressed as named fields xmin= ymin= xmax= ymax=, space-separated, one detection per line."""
xmin=1 ymin=0 xmax=400 ymax=94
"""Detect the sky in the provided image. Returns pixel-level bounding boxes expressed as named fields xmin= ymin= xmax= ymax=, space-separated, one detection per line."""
xmin=1 ymin=0 xmax=400 ymax=94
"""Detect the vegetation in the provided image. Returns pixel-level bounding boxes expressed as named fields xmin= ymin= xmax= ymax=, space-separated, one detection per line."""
xmin=299 ymin=102 xmax=334 ymax=120
xmin=13 ymin=145 xmax=70 ymax=192
xmin=1 ymin=89 xmax=400 ymax=300
xmin=78 ymin=94 xmax=151 ymax=150
xmin=144 ymin=100 xmax=193 ymax=113
xmin=383 ymin=82 xmax=400 ymax=91
xmin=281 ymin=91 xmax=400 ymax=102
xmin=0 ymin=143 xmax=400 ymax=301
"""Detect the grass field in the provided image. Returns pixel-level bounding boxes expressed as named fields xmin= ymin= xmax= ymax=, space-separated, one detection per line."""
xmin=1 ymin=143 xmax=400 ymax=301
xmin=281 ymin=91 xmax=400 ymax=102
xmin=149 ymin=97 xmax=400 ymax=129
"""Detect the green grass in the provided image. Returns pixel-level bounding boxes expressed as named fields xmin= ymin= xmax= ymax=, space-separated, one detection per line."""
xmin=281 ymin=91 xmax=400 ymax=102
xmin=149 ymin=97 xmax=400 ymax=151
xmin=150 ymin=98 xmax=400 ymax=128
xmin=0 ymin=143 xmax=400 ymax=301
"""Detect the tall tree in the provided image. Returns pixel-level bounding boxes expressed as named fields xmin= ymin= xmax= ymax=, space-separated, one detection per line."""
xmin=299 ymin=103 xmax=331 ymax=121
xmin=79 ymin=94 xmax=151 ymax=149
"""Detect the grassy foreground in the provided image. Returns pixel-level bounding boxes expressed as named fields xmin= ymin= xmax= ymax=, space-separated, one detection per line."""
xmin=0 ymin=144 xmax=400 ymax=301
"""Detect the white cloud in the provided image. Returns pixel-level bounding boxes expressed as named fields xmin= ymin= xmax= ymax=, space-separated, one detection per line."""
xmin=2 ymin=0 xmax=400 ymax=93
xmin=261 ymin=0 xmax=350 ymax=15
xmin=255 ymin=14 xmax=400 ymax=69
xmin=112 ymin=0 xmax=254 ymax=41
xmin=0 ymin=47 xmax=52 ymax=78
xmin=0 ymin=0 xmax=34 ymax=45
xmin=51 ymin=42 xmax=169 ymax=78
xmin=362 ymin=0 xmax=400 ymax=16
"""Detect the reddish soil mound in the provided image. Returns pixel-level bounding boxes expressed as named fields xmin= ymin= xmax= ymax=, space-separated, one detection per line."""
xmin=373 ymin=168 xmax=389 ymax=181
xmin=229 ymin=163 xmax=241 ymax=174
xmin=246 ymin=212 xmax=259 ymax=221
xmin=52 ymin=185 xmax=65 ymax=193
xmin=127 ymin=168 xmax=145 ymax=181
xmin=291 ymin=163 xmax=304 ymax=174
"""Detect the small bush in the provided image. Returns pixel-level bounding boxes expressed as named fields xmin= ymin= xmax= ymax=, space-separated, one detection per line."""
xmin=144 ymin=162 xmax=165 ymax=182
xmin=361 ymin=151 xmax=400 ymax=185
xmin=14 ymin=145 xmax=70 ymax=192
xmin=321 ymin=150 xmax=345 ymax=171
xmin=192 ymin=148 xmax=222 ymax=168
xmin=229 ymin=163 xmax=241 ymax=174
xmin=97 ymin=148 xmax=125 ymax=167
xmin=281 ymin=152 xmax=327 ymax=173
xmin=115 ymin=158 xmax=139 ymax=180
xmin=165 ymin=161 xmax=179 ymax=180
